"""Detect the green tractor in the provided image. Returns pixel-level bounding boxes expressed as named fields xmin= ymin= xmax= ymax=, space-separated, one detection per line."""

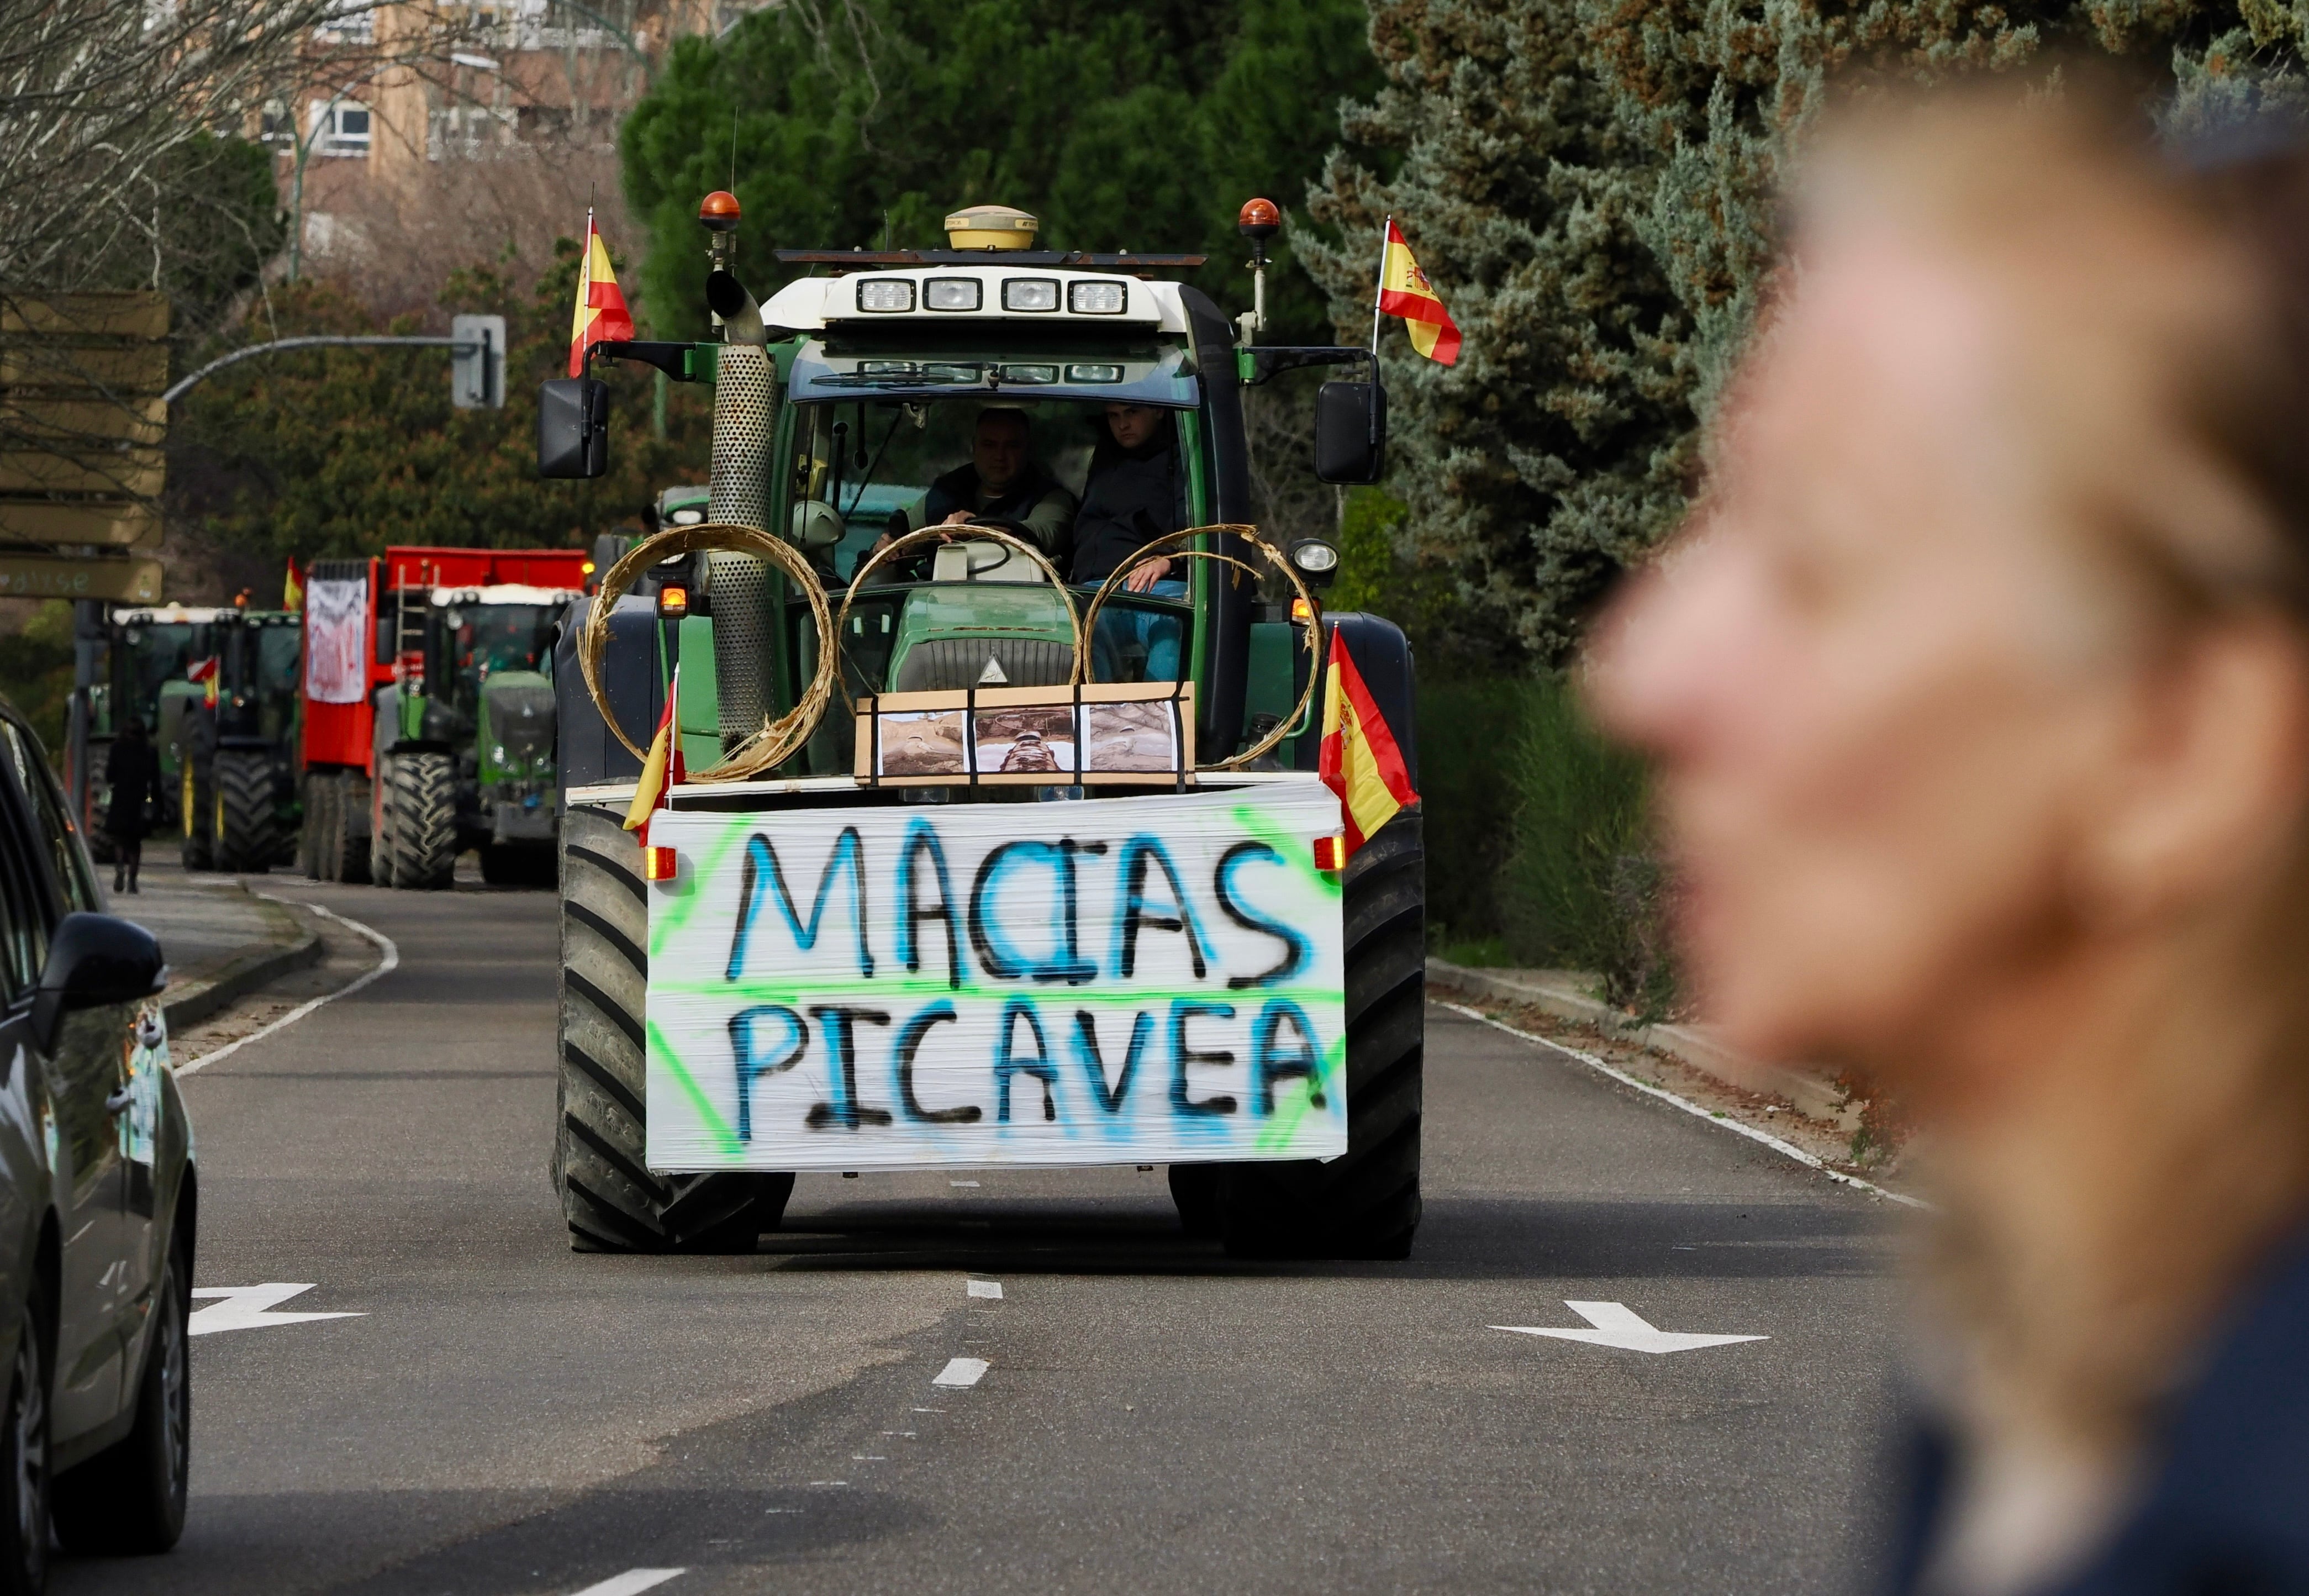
xmin=542 ymin=194 xmax=1421 ymax=1260
xmin=80 ymin=605 xmax=224 ymax=861
xmin=372 ymin=584 xmax=576 ymax=888
xmin=180 ymin=608 xmax=303 ymax=873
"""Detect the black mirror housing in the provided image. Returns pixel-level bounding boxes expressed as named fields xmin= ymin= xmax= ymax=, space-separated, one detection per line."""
xmin=1314 ymin=380 xmax=1387 ymax=484
xmin=539 ymin=377 xmax=610 ymax=479
xmin=33 ymin=912 xmax=165 ymax=1051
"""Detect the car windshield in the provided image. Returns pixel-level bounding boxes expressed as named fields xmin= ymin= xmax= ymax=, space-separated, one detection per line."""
xmin=788 ymin=325 xmax=1196 ymax=408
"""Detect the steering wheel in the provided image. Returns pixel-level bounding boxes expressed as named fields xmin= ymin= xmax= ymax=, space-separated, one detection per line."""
xmin=874 ymin=515 xmax=1048 ymax=583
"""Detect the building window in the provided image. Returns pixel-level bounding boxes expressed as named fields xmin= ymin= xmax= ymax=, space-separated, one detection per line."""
xmin=311 ymin=100 xmax=373 ymax=158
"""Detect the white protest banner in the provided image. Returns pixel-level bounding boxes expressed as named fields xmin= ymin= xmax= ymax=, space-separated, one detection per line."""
xmin=303 ymin=578 xmax=367 ymax=704
xmin=645 ymin=781 xmax=1347 ymax=1171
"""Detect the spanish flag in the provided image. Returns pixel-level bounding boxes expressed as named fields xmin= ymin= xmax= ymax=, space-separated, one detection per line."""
xmin=1319 ymin=631 xmax=1419 ymax=856
xmin=623 ymin=666 xmax=684 ymax=844
xmin=1377 ymin=219 xmax=1461 ymax=366
xmin=283 ymin=557 xmax=304 ymax=612
xmin=568 ymin=214 xmax=637 ymax=377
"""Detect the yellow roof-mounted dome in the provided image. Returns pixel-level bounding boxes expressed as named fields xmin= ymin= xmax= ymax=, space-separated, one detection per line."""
xmin=943 ymin=204 xmax=1038 ymax=250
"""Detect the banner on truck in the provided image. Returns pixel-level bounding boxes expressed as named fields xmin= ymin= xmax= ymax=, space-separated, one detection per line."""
xmin=644 ymin=781 xmax=1348 ymax=1171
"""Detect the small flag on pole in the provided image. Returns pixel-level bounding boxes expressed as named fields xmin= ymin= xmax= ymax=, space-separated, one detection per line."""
xmin=1318 ymin=630 xmax=1419 ymax=857
xmin=569 ymin=212 xmax=637 ymax=378
xmin=1377 ymin=219 xmax=1461 ymax=366
xmin=624 ymin=666 xmax=684 ymax=847
xmin=283 ymin=557 xmax=305 ymax=612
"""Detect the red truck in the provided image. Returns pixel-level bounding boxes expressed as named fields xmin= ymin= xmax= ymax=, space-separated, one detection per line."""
xmin=299 ymin=546 xmax=590 ymax=886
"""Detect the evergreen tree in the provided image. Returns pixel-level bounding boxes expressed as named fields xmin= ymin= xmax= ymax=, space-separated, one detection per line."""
xmin=1307 ymin=0 xmax=2309 ymax=666
xmin=620 ymin=0 xmax=1379 ymax=343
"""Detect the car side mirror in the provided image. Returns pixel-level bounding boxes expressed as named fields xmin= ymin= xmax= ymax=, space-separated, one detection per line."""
xmin=33 ymin=912 xmax=166 ymax=1053
xmin=1314 ymin=380 xmax=1386 ymax=484
xmin=539 ymin=377 xmax=610 ymax=479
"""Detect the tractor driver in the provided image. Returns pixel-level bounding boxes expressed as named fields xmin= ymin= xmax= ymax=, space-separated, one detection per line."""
xmin=1072 ymin=402 xmax=1187 ymax=682
xmin=873 ymin=406 xmax=1077 ymax=566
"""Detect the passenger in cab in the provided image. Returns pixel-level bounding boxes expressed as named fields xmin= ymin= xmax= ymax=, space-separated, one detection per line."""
xmin=1072 ymin=402 xmax=1187 ymax=681
xmin=878 ymin=406 xmax=1076 ymax=560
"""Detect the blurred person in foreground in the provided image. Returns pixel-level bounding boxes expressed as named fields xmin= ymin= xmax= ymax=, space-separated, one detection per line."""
xmin=1589 ymin=86 xmax=2309 ymax=1596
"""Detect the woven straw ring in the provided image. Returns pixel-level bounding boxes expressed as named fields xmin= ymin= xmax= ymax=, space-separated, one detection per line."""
xmin=580 ymin=521 xmax=839 ymax=783
xmin=1077 ymin=523 xmax=1321 ymax=770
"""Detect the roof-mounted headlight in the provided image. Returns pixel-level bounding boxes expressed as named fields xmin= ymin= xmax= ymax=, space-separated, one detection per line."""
xmin=857 ymin=280 xmax=914 ymax=313
xmin=1003 ymin=278 xmax=1059 ymax=312
xmin=925 ymin=278 xmax=981 ymax=312
xmin=1287 ymin=538 xmax=1341 ymax=589
xmin=1068 ymin=281 xmax=1126 ymax=315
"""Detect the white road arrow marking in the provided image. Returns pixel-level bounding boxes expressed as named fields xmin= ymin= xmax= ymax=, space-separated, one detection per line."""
xmin=1491 ymin=1300 xmax=1768 ymax=1355
xmin=571 ymin=1572 xmax=684 ymax=1596
xmin=188 ymin=1284 xmax=365 ymax=1337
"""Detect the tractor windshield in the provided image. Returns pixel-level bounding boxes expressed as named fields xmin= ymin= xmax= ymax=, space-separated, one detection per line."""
xmin=115 ymin=622 xmax=204 ymax=730
xmin=447 ymin=604 xmax=558 ymax=693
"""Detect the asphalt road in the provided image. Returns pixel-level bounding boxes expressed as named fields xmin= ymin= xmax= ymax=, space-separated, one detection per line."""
xmin=56 ymin=877 xmax=1906 ymax=1595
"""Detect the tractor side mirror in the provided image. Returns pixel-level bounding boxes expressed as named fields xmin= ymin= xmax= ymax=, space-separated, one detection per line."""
xmin=539 ymin=377 xmax=610 ymax=479
xmin=1314 ymin=380 xmax=1386 ymax=484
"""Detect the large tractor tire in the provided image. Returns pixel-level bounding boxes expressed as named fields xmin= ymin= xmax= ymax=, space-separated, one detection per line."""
xmin=1214 ymin=812 xmax=1426 ymax=1261
xmin=384 ymin=752 xmax=457 ymax=890
xmin=300 ymin=776 xmax=329 ymax=879
xmin=212 ymin=751 xmax=277 ymax=874
xmin=177 ymin=762 xmax=213 ymax=872
xmin=368 ymin=771 xmax=398 ymax=888
xmin=553 ymin=804 xmax=793 ymax=1253
xmin=337 ymin=776 xmax=372 ymax=885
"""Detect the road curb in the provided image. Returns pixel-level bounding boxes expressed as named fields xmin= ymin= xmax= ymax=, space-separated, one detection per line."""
xmin=161 ymin=889 xmax=323 ymax=1034
xmin=1426 ymin=958 xmax=1858 ymax=1129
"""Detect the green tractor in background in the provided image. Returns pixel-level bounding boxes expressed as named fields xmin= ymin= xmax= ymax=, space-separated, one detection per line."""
xmin=80 ymin=605 xmax=223 ymax=861
xmin=180 ymin=607 xmax=303 ymax=873
xmin=372 ymin=584 xmax=574 ymax=888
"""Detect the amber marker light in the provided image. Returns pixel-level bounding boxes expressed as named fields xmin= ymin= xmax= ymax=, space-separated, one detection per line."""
xmin=1291 ymin=597 xmax=1314 ymax=621
xmin=1313 ymin=835 xmax=1347 ymax=872
xmin=656 ymin=583 xmax=689 ymax=619
xmin=1238 ymin=197 xmax=1280 ymax=242
xmin=644 ymin=846 xmax=679 ymax=881
xmin=698 ymin=190 xmax=742 ymax=232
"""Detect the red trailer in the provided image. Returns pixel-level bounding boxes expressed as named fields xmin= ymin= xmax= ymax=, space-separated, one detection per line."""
xmin=299 ymin=546 xmax=590 ymax=881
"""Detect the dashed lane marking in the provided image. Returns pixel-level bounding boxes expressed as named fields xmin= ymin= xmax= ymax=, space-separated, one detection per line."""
xmin=933 ymin=1357 xmax=989 ymax=1388
xmin=176 ymin=899 xmax=400 ymax=1078
xmin=950 ymin=1180 xmax=980 ymax=1188
xmin=570 ymin=1572 xmax=684 ymax=1596
xmin=967 ymin=1278 xmax=1003 ymax=1299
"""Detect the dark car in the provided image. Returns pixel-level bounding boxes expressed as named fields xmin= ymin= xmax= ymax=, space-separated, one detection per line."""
xmin=0 ymin=702 xmax=194 ymax=1591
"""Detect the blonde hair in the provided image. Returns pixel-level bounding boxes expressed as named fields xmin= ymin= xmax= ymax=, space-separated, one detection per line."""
xmin=1790 ymin=84 xmax=2309 ymax=1583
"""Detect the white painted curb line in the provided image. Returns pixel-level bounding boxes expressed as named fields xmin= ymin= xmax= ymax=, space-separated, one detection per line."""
xmin=175 ymin=897 xmax=399 ymax=1078
xmin=1437 ymin=1000 xmax=1927 ymax=1210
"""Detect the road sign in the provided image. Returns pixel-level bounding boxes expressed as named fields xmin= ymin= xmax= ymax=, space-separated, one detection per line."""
xmin=0 ymin=551 xmax=161 ymax=602
xmin=451 ymin=313 xmax=505 ymax=408
xmin=1491 ymin=1300 xmax=1769 ymax=1355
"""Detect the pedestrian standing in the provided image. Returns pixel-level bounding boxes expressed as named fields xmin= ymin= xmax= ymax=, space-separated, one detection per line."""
xmin=104 ymin=715 xmax=163 ymax=894
xmin=1589 ymin=85 xmax=2309 ymax=1596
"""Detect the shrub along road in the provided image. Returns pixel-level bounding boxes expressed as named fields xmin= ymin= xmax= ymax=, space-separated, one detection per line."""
xmin=55 ymin=879 xmax=1902 ymax=1595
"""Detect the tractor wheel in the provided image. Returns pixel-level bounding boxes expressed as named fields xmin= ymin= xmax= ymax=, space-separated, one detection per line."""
xmin=553 ymin=803 xmax=793 ymax=1253
xmin=1217 ymin=812 xmax=1425 ymax=1261
xmin=177 ymin=762 xmax=213 ymax=872
xmin=338 ymin=777 xmax=373 ymax=886
xmin=303 ymin=775 xmax=334 ymax=880
xmin=368 ymin=767 xmax=398 ymax=888
xmin=385 ymin=752 xmax=457 ymax=890
xmin=212 ymin=751 xmax=276 ymax=874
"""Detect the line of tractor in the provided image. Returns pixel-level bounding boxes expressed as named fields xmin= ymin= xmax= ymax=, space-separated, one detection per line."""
xmin=71 ymin=540 xmax=613 ymax=889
